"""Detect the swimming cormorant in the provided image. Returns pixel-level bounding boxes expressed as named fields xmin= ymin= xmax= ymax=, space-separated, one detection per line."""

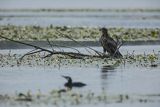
xmin=99 ymin=27 xmax=122 ymax=58
xmin=16 ymin=93 xmax=32 ymax=101
xmin=62 ymin=76 xmax=86 ymax=89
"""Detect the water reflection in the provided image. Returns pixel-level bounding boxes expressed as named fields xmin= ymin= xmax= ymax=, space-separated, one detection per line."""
xmin=101 ymin=65 xmax=115 ymax=72
xmin=100 ymin=65 xmax=116 ymax=90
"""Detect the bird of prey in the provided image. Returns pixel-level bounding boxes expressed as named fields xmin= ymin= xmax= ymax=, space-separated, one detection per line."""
xmin=99 ymin=27 xmax=122 ymax=58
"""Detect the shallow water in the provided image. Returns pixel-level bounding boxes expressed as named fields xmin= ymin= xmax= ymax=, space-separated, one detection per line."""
xmin=0 ymin=60 xmax=160 ymax=107
xmin=1 ymin=45 xmax=160 ymax=55
xmin=1 ymin=0 xmax=160 ymax=28
xmin=0 ymin=45 xmax=160 ymax=107
xmin=0 ymin=65 xmax=160 ymax=95
xmin=0 ymin=11 xmax=160 ymax=28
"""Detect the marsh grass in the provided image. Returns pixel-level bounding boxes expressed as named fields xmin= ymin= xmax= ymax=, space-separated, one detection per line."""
xmin=0 ymin=25 xmax=159 ymax=41
xmin=0 ymin=89 xmax=160 ymax=106
xmin=0 ymin=51 xmax=159 ymax=68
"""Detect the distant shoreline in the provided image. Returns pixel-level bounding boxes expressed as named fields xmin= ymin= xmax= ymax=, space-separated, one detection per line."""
xmin=0 ymin=8 xmax=160 ymax=12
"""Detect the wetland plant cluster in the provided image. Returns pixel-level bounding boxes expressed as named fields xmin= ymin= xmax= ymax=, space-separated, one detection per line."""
xmin=123 ymin=51 xmax=160 ymax=67
xmin=0 ymin=89 xmax=160 ymax=107
xmin=0 ymin=52 xmax=116 ymax=67
xmin=0 ymin=25 xmax=159 ymax=41
xmin=0 ymin=51 xmax=159 ymax=68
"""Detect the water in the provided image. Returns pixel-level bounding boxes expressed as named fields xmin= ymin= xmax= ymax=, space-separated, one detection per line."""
xmin=1 ymin=45 xmax=160 ymax=55
xmin=0 ymin=45 xmax=160 ymax=107
xmin=0 ymin=0 xmax=160 ymax=27
xmin=0 ymin=0 xmax=160 ymax=106
xmin=0 ymin=11 xmax=160 ymax=28
xmin=1 ymin=65 xmax=160 ymax=95
xmin=0 ymin=60 xmax=160 ymax=107
xmin=0 ymin=0 xmax=160 ymax=9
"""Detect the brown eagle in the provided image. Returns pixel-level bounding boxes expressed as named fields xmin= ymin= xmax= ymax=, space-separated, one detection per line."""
xmin=99 ymin=28 xmax=122 ymax=58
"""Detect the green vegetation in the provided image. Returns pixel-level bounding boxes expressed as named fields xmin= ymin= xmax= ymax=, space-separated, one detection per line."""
xmin=0 ymin=52 xmax=159 ymax=68
xmin=0 ymin=25 xmax=159 ymax=41
xmin=0 ymin=89 xmax=160 ymax=106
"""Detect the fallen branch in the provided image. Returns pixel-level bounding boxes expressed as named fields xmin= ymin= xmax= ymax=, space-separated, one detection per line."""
xmin=56 ymin=30 xmax=103 ymax=56
xmin=47 ymin=38 xmax=55 ymax=52
xmin=0 ymin=35 xmax=53 ymax=53
xmin=20 ymin=49 xmax=42 ymax=60
xmin=113 ymin=42 xmax=123 ymax=57
xmin=46 ymin=51 xmax=109 ymax=58
xmin=0 ymin=35 xmax=109 ymax=59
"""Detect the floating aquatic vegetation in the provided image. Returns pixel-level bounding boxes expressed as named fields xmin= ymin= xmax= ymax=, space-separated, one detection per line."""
xmin=0 ymin=51 xmax=159 ymax=68
xmin=0 ymin=52 xmax=117 ymax=68
xmin=0 ymin=25 xmax=159 ymax=41
xmin=121 ymin=52 xmax=160 ymax=68
xmin=0 ymin=89 xmax=160 ymax=107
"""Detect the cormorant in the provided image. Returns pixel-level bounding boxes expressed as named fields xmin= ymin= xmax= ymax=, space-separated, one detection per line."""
xmin=62 ymin=76 xmax=86 ymax=89
xmin=99 ymin=27 xmax=122 ymax=58
xmin=16 ymin=93 xmax=32 ymax=101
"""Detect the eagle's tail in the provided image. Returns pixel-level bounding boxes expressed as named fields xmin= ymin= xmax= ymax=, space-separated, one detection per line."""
xmin=113 ymin=51 xmax=123 ymax=58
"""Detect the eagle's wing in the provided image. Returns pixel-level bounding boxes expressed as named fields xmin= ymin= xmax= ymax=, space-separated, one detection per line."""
xmin=107 ymin=37 xmax=118 ymax=52
xmin=107 ymin=37 xmax=122 ymax=57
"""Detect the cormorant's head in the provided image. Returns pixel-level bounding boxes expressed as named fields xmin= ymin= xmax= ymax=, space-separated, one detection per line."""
xmin=99 ymin=27 xmax=108 ymax=34
xmin=62 ymin=75 xmax=72 ymax=82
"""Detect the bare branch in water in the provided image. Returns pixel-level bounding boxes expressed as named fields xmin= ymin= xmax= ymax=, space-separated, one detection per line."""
xmin=56 ymin=30 xmax=103 ymax=56
xmin=51 ymin=41 xmax=64 ymax=52
xmin=50 ymin=43 xmax=81 ymax=54
xmin=0 ymin=35 xmax=109 ymax=59
xmin=113 ymin=41 xmax=123 ymax=57
xmin=0 ymin=35 xmax=53 ymax=53
xmin=47 ymin=38 xmax=81 ymax=54
xmin=47 ymin=38 xmax=55 ymax=52
xmin=20 ymin=49 xmax=43 ymax=60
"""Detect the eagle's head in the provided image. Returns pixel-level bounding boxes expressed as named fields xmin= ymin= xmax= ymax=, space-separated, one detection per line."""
xmin=99 ymin=27 xmax=108 ymax=35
